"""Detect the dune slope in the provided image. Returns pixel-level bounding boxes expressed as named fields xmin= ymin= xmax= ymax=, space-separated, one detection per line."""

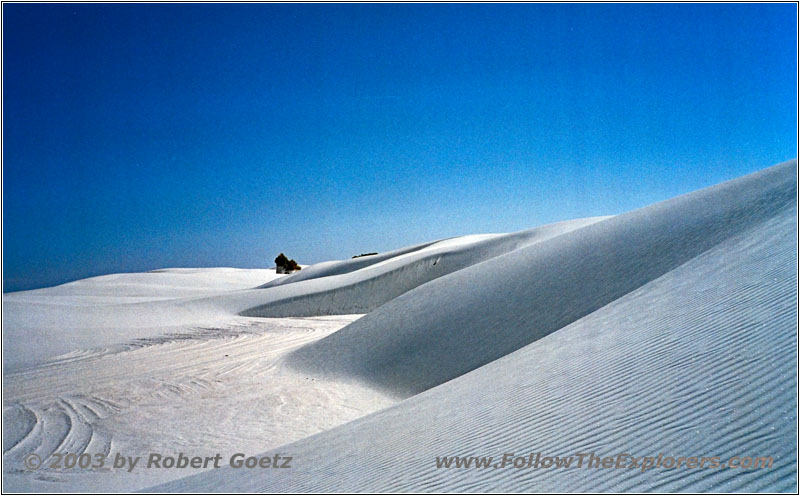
xmin=153 ymin=172 xmax=797 ymax=493
xmin=286 ymin=161 xmax=796 ymax=397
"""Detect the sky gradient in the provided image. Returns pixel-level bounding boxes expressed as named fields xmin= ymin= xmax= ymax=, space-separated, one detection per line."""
xmin=3 ymin=3 xmax=797 ymax=292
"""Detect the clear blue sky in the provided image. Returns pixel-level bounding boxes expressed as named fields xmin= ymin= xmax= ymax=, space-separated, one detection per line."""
xmin=3 ymin=3 xmax=797 ymax=292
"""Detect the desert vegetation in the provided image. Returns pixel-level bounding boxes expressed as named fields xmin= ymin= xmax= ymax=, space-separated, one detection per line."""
xmin=275 ymin=253 xmax=301 ymax=273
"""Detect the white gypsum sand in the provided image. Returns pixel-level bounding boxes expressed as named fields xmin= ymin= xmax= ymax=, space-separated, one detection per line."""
xmin=3 ymin=160 xmax=797 ymax=493
xmin=3 ymin=311 xmax=395 ymax=492
xmin=157 ymin=187 xmax=797 ymax=493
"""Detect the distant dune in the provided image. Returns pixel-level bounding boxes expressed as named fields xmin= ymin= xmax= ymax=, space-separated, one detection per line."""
xmin=3 ymin=160 xmax=796 ymax=493
xmin=241 ymin=217 xmax=608 ymax=318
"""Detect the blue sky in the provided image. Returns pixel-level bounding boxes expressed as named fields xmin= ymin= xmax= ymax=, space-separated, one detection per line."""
xmin=3 ymin=3 xmax=797 ymax=292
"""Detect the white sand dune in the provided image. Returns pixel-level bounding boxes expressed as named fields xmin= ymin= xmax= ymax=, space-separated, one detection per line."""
xmin=156 ymin=186 xmax=797 ymax=492
xmin=2 ymin=218 xmax=603 ymax=491
xmin=2 ymin=218 xmax=604 ymax=372
xmin=3 ymin=160 xmax=796 ymax=493
xmin=285 ymin=161 xmax=796 ymax=397
xmin=239 ymin=217 xmax=608 ymax=318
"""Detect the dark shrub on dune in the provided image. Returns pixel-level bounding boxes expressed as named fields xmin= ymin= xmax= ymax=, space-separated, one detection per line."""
xmin=275 ymin=253 xmax=301 ymax=274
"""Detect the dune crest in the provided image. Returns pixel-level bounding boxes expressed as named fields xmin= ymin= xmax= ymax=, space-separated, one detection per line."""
xmin=239 ymin=217 xmax=608 ymax=318
xmin=285 ymin=160 xmax=796 ymax=397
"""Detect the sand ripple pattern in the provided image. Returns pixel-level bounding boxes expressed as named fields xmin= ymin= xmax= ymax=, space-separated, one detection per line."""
xmin=153 ymin=164 xmax=796 ymax=493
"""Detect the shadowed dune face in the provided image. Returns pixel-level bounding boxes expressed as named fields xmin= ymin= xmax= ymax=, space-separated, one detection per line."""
xmin=240 ymin=218 xmax=607 ymax=318
xmin=285 ymin=161 xmax=797 ymax=398
xmin=152 ymin=166 xmax=797 ymax=494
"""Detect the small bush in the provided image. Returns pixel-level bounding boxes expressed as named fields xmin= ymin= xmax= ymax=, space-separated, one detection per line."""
xmin=275 ymin=253 xmax=289 ymax=267
xmin=275 ymin=253 xmax=301 ymax=273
